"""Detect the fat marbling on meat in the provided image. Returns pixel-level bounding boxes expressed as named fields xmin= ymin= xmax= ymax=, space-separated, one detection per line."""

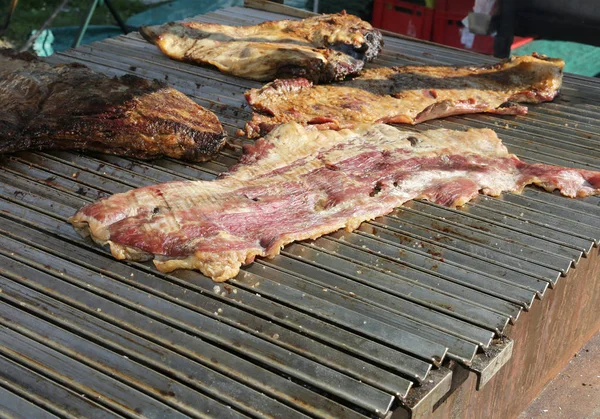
xmin=70 ymin=122 xmax=600 ymax=282
xmin=245 ymin=54 xmax=564 ymax=137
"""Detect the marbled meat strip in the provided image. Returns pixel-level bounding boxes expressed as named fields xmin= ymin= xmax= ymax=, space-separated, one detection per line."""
xmin=139 ymin=12 xmax=383 ymax=83
xmin=70 ymin=123 xmax=600 ymax=281
xmin=0 ymin=49 xmax=225 ymax=161
xmin=244 ymin=54 xmax=564 ymax=137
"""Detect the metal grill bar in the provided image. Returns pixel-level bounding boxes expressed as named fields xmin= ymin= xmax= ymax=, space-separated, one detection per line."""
xmin=0 ymin=304 xmax=250 ymax=419
xmin=260 ymin=252 xmax=494 ymax=348
xmin=0 ymin=257 xmax=377 ymax=418
xmin=233 ymin=266 xmax=449 ymax=364
xmin=242 ymin=262 xmax=475 ymax=362
xmin=404 ymin=200 xmax=584 ymax=263
xmin=0 ymin=356 xmax=119 ymax=419
xmin=0 ymin=223 xmax=413 ymax=401
xmin=305 ymin=238 xmax=522 ymax=320
xmin=361 ymin=219 xmax=560 ymax=286
xmin=328 ymin=231 xmax=538 ymax=307
xmin=287 ymin=243 xmax=509 ymax=333
xmin=0 ymin=240 xmax=394 ymax=415
xmin=459 ymin=205 xmax=594 ymax=256
xmin=0 ymin=197 xmax=430 ymax=385
xmin=0 ymin=386 xmax=61 ymax=419
xmin=0 ymin=326 xmax=191 ymax=418
xmin=388 ymin=207 xmax=571 ymax=276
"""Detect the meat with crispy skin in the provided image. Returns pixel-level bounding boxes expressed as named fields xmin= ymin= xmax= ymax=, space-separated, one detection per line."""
xmin=0 ymin=50 xmax=226 ymax=161
xmin=139 ymin=12 xmax=383 ymax=83
xmin=244 ymin=54 xmax=564 ymax=137
xmin=70 ymin=122 xmax=600 ymax=282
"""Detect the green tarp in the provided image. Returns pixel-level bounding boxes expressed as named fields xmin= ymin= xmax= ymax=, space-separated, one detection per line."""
xmin=513 ymin=40 xmax=600 ymax=77
xmin=126 ymin=0 xmax=243 ymax=27
xmin=34 ymin=25 xmax=123 ymax=56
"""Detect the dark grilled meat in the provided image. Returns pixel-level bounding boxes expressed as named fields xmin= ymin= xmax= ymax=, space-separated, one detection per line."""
xmin=0 ymin=50 xmax=226 ymax=161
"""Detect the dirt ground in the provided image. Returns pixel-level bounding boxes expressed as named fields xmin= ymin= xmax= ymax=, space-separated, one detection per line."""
xmin=519 ymin=330 xmax=600 ymax=419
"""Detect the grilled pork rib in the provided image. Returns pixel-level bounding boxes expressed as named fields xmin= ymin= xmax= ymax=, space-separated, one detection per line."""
xmin=70 ymin=123 xmax=600 ymax=281
xmin=0 ymin=50 xmax=225 ymax=161
xmin=139 ymin=12 xmax=383 ymax=83
xmin=245 ymin=54 xmax=564 ymax=137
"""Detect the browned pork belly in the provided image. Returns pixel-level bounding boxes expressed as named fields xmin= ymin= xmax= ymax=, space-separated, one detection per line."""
xmin=245 ymin=54 xmax=564 ymax=137
xmin=139 ymin=12 xmax=383 ymax=83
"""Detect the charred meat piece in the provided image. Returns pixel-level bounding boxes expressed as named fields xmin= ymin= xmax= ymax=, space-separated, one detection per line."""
xmin=139 ymin=12 xmax=383 ymax=83
xmin=244 ymin=54 xmax=564 ymax=137
xmin=0 ymin=50 xmax=226 ymax=161
xmin=70 ymin=122 xmax=600 ymax=282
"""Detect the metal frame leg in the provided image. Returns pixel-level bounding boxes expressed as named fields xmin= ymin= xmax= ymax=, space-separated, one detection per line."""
xmin=0 ymin=0 xmax=20 ymax=37
xmin=72 ymin=0 xmax=99 ymax=48
xmin=72 ymin=0 xmax=130 ymax=49
xmin=104 ymin=0 xmax=129 ymax=34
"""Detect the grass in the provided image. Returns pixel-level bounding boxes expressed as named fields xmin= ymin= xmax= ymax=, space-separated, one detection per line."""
xmin=0 ymin=0 xmax=152 ymax=48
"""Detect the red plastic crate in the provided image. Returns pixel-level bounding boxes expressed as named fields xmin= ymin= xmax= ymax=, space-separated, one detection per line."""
xmin=432 ymin=11 xmax=532 ymax=54
xmin=434 ymin=0 xmax=474 ymax=14
xmin=372 ymin=0 xmax=434 ymax=40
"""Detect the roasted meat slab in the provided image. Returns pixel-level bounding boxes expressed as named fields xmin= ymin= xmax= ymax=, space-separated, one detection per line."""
xmin=70 ymin=123 xmax=600 ymax=282
xmin=139 ymin=12 xmax=383 ymax=83
xmin=245 ymin=54 xmax=564 ymax=137
xmin=0 ymin=50 xmax=225 ymax=161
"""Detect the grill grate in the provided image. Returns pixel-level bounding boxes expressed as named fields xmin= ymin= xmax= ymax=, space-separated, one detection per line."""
xmin=1 ymin=5 xmax=600 ymax=418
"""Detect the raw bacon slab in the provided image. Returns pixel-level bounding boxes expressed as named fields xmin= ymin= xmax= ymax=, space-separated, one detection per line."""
xmin=244 ymin=54 xmax=564 ymax=137
xmin=139 ymin=12 xmax=383 ymax=83
xmin=0 ymin=49 xmax=225 ymax=161
xmin=70 ymin=123 xmax=600 ymax=282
